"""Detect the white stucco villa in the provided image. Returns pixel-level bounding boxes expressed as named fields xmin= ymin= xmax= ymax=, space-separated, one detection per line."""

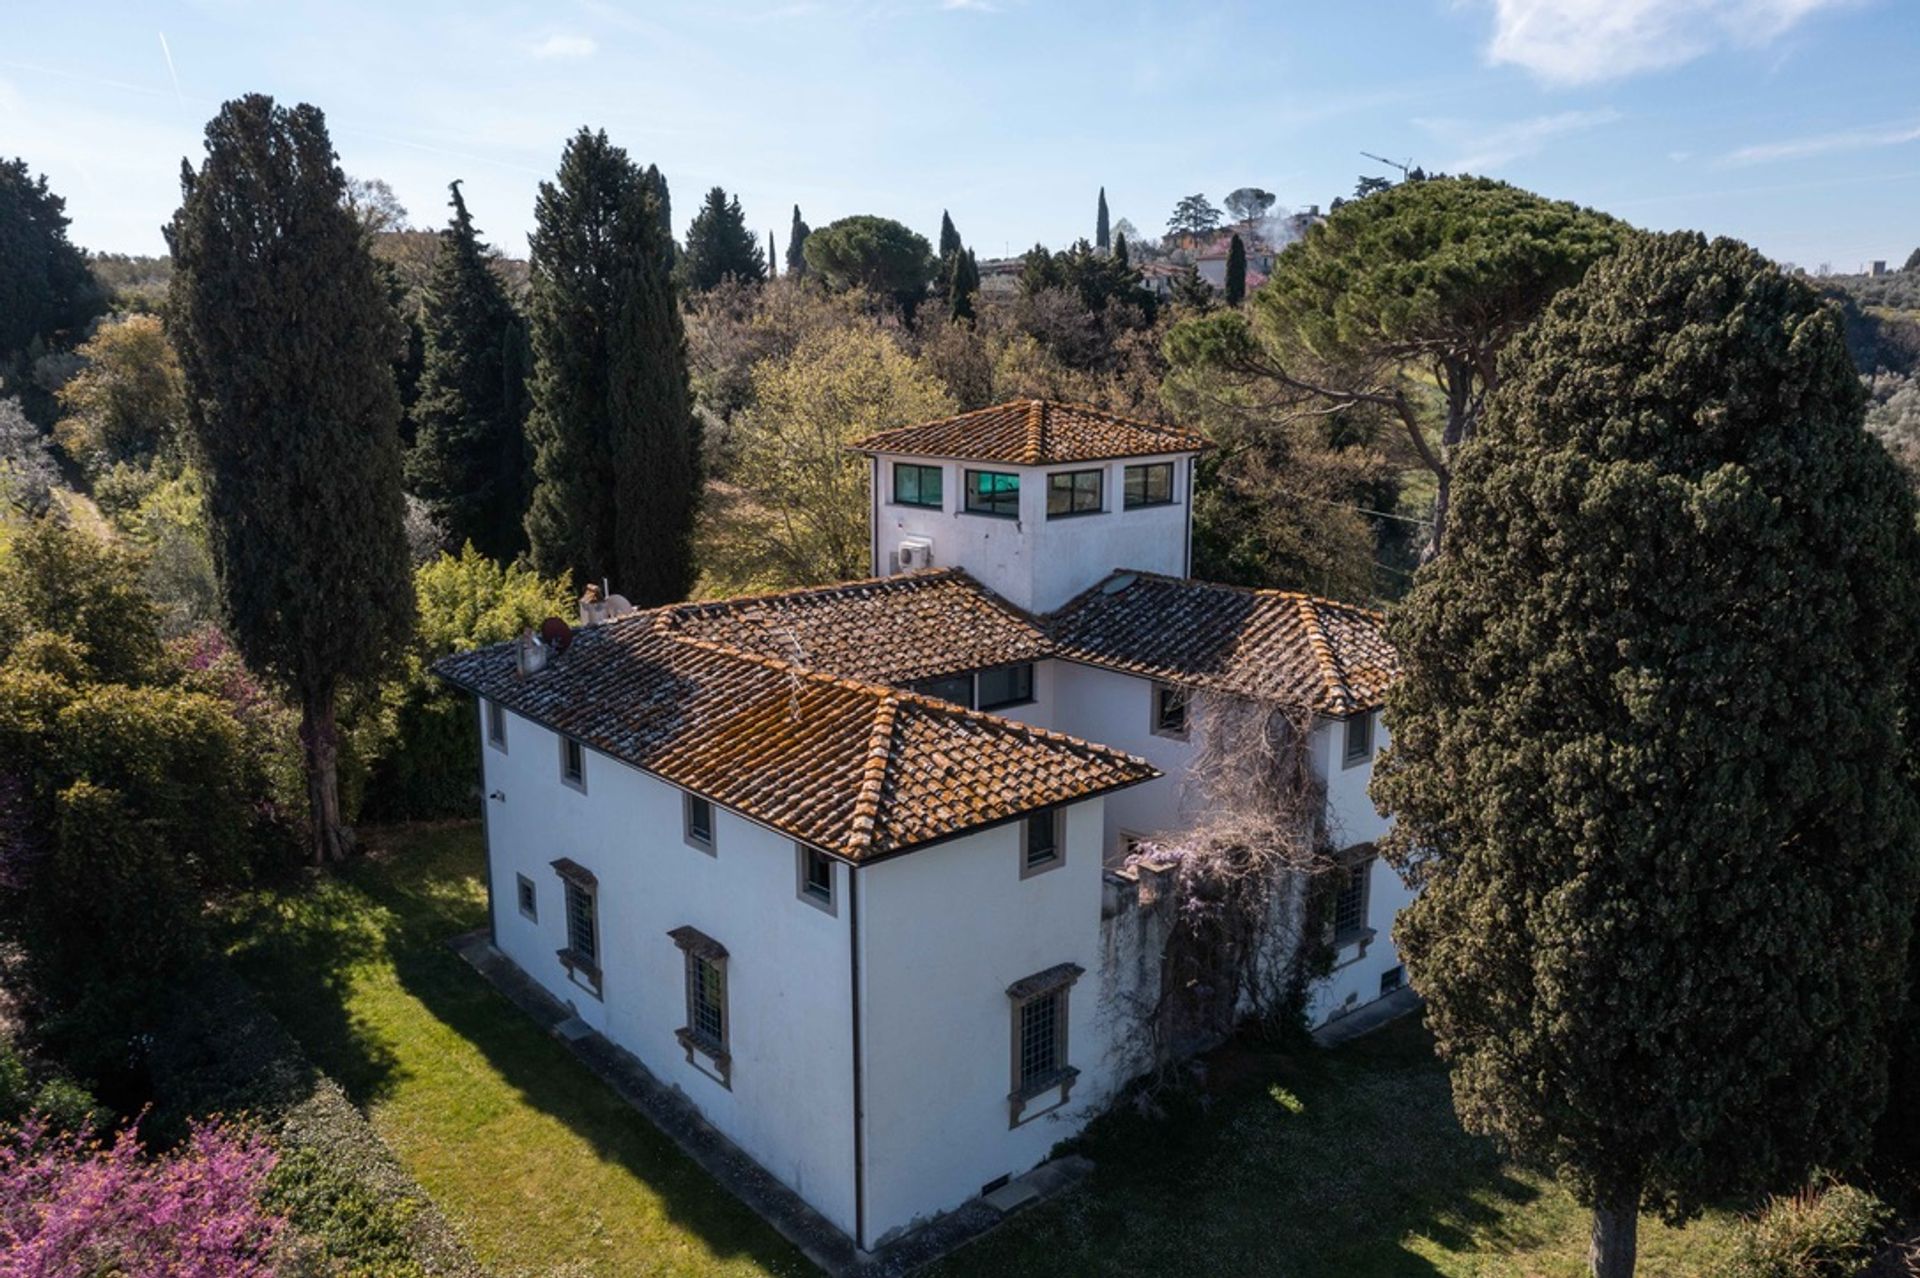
xmin=435 ymin=398 xmax=1408 ymax=1255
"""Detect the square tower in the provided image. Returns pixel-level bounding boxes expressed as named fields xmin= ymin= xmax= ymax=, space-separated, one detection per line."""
xmin=851 ymin=399 xmax=1211 ymax=612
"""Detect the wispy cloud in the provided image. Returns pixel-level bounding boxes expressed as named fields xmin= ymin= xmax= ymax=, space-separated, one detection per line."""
xmin=157 ymin=32 xmax=184 ymax=110
xmin=529 ymin=33 xmax=597 ymax=59
xmin=1477 ymin=0 xmax=1853 ymax=85
xmin=1416 ymin=107 xmax=1621 ymax=172
xmin=1720 ymin=120 xmax=1920 ymax=167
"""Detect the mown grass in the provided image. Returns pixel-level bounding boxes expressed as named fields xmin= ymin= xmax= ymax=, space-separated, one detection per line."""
xmin=221 ymin=822 xmax=809 ymax=1278
xmin=226 ymin=822 xmax=1740 ymax=1277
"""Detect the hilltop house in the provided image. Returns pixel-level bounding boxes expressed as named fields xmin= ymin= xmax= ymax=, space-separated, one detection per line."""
xmin=436 ymin=399 xmax=1407 ymax=1254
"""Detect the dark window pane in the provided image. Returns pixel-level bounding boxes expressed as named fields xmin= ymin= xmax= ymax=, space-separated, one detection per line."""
xmin=687 ymin=796 xmax=713 ymax=844
xmin=1124 ymin=463 xmax=1175 ymax=509
xmin=1047 ymin=469 xmax=1102 ymax=517
xmin=1333 ymin=860 xmax=1370 ymax=941
xmin=965 ymin=470 xmax=1020 ymax=517
xmin=910 ymin=674 xmax=975 ymax=707
xmin=1155 ymin=685 xmax=1188 ymax=735
xmin=978 ymin=663 xmax=1033 ymax=709
xmin=804 ymin=848 xmax=832 ymax=899
xmin=893 ymin=463 xmax=943 ymax=508
xmin=1026 ymin=810 xmax=1058 ymax=866
xmin=688 ymin=955 xmax=726 ymax=1049
xmin=1019 ymin=991 xmax=1061 ymax=1088
xmin=566 ymin=881 xmax=596 ymax=963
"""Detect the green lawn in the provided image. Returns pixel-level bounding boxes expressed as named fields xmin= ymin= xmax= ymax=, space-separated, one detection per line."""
xmin=225 ymin=823 xmax=1739 ymax=1277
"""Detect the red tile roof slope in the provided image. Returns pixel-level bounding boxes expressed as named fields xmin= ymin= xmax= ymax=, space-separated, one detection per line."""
xmin=659 ymin=569 xmax=1048 ymax=687
xmin=848 ymin=398 xmax=1210 ymax=465
xmin=433 ymin=612 xmax=1155 ymax=861
xmin=1048 ymin=571 xmax=1398 ymax=715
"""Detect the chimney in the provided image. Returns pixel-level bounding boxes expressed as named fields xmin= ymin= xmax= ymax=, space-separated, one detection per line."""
xmin=515 ymin=630 xmax=548 ymax=676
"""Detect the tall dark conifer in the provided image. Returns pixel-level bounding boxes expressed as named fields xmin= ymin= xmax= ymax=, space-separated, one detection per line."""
xmin=166 ymin=94 xmax=413 ymax=865
xmin=938 ymin=211 xmax=961 ymax=261
xmin=1225 ymin=232 xmax=1248 ymax=305
xmin=680 ymin=185 xmax=766 ymax=292
xmin=949 ymin=248 xmax=979 ymax=323
xmin=1114 ymin=233 xmax=1129 ymax=269
xmin=787 ymin=205 xmax=811 ymax=278
xmin=1096 ymin=186 xmax=1110 ymax=253
xmin=524 ymin=129 xmax=697 ymax=604
xmin=407 ymin=181 xmax=530 ymax=561
xmin=769 ymin=230 xmax=778 ymax=278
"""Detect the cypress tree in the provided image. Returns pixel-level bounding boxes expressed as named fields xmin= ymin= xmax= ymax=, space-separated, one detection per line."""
xmin=680 ymin=185 xmax=766 ymax=292
xmin=787 ymin=205 xmax=811 ymax=278
xmin=1224 ymin=232 xmax=1247 ymax=305
xmin=949 ymin=248 xmax=979 ymax=323
xmin=769 ymin=230 xmax=778 ymax=278
xmin=1114 ymin=233 xmax=1129 ymax=269
xmin=1376 ymin=232 xmax=1920 ymax=1278
xmin=407 ymin=181 xmax=531 ymax=562
xmin=938 ymin=210 xmax=961 ymax=262
xmin=166 ymin=94 xmax=414 ymax=865
xmin=1096 ymin=186 xmax=1110 ymax=253
xmin=524 ymin=129 xmax=697 ymax=604
xmin=645 ymin=162 xmax=673 ymax=263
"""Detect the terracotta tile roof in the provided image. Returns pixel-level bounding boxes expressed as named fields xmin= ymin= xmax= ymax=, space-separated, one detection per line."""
xmin=658 ymin=569 xmax=1049 ymax=687
xmin=848 ymin=399 xmax=1211 ymax=466
xmin=1048 ymin=571 xmax=1398 ymax=715
xmin=433 ymin=615 xmax=1155 ymax=862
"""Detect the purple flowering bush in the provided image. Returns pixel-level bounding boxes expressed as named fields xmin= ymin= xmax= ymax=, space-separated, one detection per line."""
xmin=0 ymin=1115 xmax=284 ymax=1277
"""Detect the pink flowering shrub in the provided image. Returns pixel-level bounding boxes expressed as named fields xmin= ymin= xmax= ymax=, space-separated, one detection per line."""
xmin=0 ymin=1115 xmax=283 ymax=1277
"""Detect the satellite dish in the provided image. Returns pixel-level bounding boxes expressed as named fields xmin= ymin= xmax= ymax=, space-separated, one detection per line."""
xmin=539 ymin=616 xmax=574 ymax=654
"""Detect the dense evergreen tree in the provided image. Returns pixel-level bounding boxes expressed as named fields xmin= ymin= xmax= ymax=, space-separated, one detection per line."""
xmin=166 ymin=94 xmax=414 ymax=865
xmin=1113 ymin=233 xmax=1128 ymax=269
xmin=1224 ymin=232 xmax=1247 ymax=305
xmin=645 ymin=163 xmax=673 ymax=263
xmin=1165 ymin=177 xmax=1622 ymax=555
xmin=769 ymin=230 xmax=778 ymax=278
xmin=524 ymin=129 xmax=697 ymax=604
xmin=1096 ymin=187 xmax=1110 ymax=252
xmin=0 ymin=158 xmax=103 ymax=413
xmin=1166 ymin=192 xmax=1223 ymax=237
xmin=787 ymin=205 xmax=811 ymax=278
xmin=1171 ymin=263 xmax=1213 ymax=310
xmin=680 ymin=185 xmax=766 ymax=292
xmin=948 ymin=248 xmax=979 ymax=323
xmin=802 ymin=215 xmax=936 ymax=319
xmin=938 ymin=210 xmax=961 ymax=262
xmin=406 ymin=181 xmax=531 ymax=562
xmin=1906 ymin=246 xmax=1920 ymax=273
xmin=1376 ymin=233 xmax=1920 ymax=1277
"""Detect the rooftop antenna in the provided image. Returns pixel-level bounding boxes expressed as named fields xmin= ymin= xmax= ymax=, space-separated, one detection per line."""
xmin=1360 ymin=151 xmax=1413 ymax=181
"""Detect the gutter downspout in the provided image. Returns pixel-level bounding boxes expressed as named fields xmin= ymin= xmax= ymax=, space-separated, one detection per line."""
xmin=1182 ymin=454 xmax=1195 ymax=578
xmin=870 ymin=457 xmax=882 ymax=577
xmin=849 ymin=865 xmax=868 ymax=1251
xmin=478 ymin=697 xmax=498 ymax=947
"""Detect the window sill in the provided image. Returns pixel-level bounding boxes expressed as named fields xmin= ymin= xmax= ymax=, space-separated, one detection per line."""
xmin=1020 ymin=851 xmax=1063 ymax=880
xmin=1121 ymin=501 xmax=1177 ymax=512
xmin=1009 ymin=1066 xmax=1080 ymax=1128
xmin=561 ymin=776 xmax=589 ymax=795
xmin=889 ymin=500 xmax=943 ymax=511
xmin=1149 ymin=727 xmax=1190 ymax=742
xmin=675 ymin=1027 xmax=732 ymax=1089
xmin=1045 ymin=508 xmax=1106 ymax=520
xmin=1330 ymin=928 xmax=1377 ymax=969
xmin=959 ymin=509 xmax=1020 ymax=520
xmin=557 ymin=949 xmax=602 ymax=998
xmin=1340 ymin=752 xmax=1373 ymax=772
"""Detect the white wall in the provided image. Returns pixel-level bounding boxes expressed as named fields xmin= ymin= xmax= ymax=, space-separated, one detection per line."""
xmin=868 ymin=451 xmax=1194 ymax=613
xmin=477 ymin=702 xmax=860 ymax=1236
xmin=1050 ymin=661 xmax=1200 ymax=863
xmin=856 ymin=797 xmax=1114 ymax=1246
xmin=1305 ymin=712 xmax=1414 ymax=1022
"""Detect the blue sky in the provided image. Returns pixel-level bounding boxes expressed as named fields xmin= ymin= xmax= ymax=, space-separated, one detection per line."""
xmin=5 ymin=0 xmax=1917 ymax=270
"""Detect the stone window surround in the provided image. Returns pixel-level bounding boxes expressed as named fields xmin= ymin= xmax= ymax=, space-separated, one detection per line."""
xmin=1019 ymin=807 xmax=1064 ymax=879
xmin=670 ymin=925 xmax=731 ymax=1088
xmin=1006 ymin=962 xmax=1083 ymax=1128
xmin=559 ymin=735 xmax=588 ymax=793
xmin=486 ymin=699 xmax=508 ymax=752
xmin=795 ymin=843 xmax=837 ymax=915
xmin=1341 ymin=709 xmax=1375 ymax=770
xmin=551 ymin=857 xmax=601 ymax=998
xmin=516 ymin=872 xmax=537 ymax=922
xmin=1150 ymin=681 xmax=1190 ymax=741
xmin=684 ymin=791 xmax=717 ymax=855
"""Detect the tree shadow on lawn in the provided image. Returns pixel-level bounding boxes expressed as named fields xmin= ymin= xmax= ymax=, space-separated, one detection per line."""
xmin=929 ymin=1018 xmax=1558 ymax=1278
xmin=331 ymin=823 xmax=808 ymax=1276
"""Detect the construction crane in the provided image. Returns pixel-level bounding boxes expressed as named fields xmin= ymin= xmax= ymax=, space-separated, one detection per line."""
xmin=1360 ymin=151 xmax=1414 ymax=181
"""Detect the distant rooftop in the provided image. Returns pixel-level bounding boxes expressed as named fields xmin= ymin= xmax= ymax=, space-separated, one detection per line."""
xmin=849 ymin=399 xmax=1211 ymax=466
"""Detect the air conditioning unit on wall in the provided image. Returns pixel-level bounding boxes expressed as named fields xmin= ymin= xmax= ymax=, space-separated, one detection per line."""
xmin=897 ymin=537 xmax=935 ymax=572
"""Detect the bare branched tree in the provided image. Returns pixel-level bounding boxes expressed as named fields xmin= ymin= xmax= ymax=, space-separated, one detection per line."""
xmin=1119 ymin=692 xmax=1337 ymax=1081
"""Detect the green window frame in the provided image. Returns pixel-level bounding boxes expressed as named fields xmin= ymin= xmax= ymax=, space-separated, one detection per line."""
xmin=892 ymin=463 xmax=944 ymax=509
xmin=964 ymin=470 xmax=1021 ymax=518
xmin=1047 ymin=469 xmax=1104 ymax=518
xmin=1123 ymin=462 xmax=1175 ymax=509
